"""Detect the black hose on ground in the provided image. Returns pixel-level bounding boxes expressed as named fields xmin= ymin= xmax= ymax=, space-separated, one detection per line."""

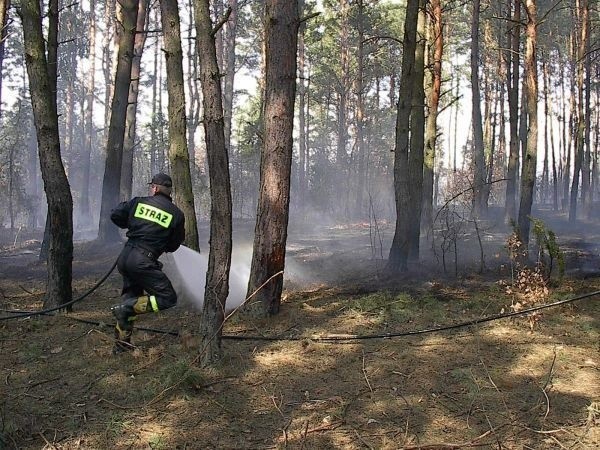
xmin=43 ymin=289 xmax=600 ymax=342
xmin=0 ymin=258 xmax=118 ymax=321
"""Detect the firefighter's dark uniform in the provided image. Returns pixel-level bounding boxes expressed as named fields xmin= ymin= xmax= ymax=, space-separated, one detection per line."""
xmin=109 ymin=174 xmax=185 ymax=353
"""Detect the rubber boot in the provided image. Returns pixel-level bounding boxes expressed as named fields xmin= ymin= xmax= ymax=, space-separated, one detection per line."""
xmin=111 ymin=297 xmax=138 ymax=354
xmin=110 ymin=296 xmax=158 ymax=354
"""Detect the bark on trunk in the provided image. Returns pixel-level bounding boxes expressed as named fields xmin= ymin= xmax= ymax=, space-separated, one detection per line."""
xmin=471 ymin=0 xmax=486 ymax=217
xmin=517 ymin=0 xmax=538 ymax=251
xmin=422 ymin=0 xmax=443 ymax=233
xmin=354 ymin=0 xmax=366 ymax=218
xmin=407 ymin=0 xmax=425 ymax=261
xmin=387 ymin=0 xmax=419 ymax=272
xmin=0 ymin=0 xmax=11 ymax=118
xmin=246 ymin=0 xmax=299 ymax=315
xmin=194 ymin=0 xmax=233 ymax=365
xmin=569 ymin=1 xmax=588 ymax=222
xmin=121 ymin=0 xmax=149 ymax=201
xmin=79 ymin=0 xmax=96 ymax=229
xmin=20 ymin=0 xmax=73 ymax=308
xmin=161 ymin=0 xmax=200 ymax=251
xmin=222 ymin=0 xmax=238 ymax=149
xmin=97 ymin=0 xmax=139 ymax=242
xmin=504 ymin=0 xmax=520 ymax=224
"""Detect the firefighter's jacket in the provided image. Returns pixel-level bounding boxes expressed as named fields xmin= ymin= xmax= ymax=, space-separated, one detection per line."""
xmin=110 ymin=192 xmax=185 ymax=257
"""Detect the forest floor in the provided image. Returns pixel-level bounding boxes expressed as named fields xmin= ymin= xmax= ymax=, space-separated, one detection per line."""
xmin=0 ymin=208 xmax=598 ymax=449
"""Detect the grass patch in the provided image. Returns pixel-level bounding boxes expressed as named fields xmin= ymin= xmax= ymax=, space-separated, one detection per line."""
xmin=148 ymin=358 xmax=205 ymax=396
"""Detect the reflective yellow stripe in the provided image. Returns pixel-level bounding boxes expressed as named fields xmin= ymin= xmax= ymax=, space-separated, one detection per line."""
xmin=149 ymin=295 xmax=159 ymax=312
xmin=134 ymin=203 xmax=173 ymax=228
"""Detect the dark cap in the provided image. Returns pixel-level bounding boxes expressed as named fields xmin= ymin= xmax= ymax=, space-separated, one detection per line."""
xmin=148 ymin=173 xmax=172 ymax=187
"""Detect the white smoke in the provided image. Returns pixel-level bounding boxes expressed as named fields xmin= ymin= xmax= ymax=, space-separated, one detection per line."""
xmin=160 ymin=245 xmax=250 ymax=312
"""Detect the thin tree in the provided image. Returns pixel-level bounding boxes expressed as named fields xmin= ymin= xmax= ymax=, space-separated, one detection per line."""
xmin=0 ymin=0 xmax=11 ymax=118
xmin=194 ymin=0 xmax=233 ymax=364
xmin=160 ymin=0 xmax=199 ymax=251
xmin=222 ymin=0 xmax=238 ymax=149
xmin=471 ymin=0 xmax=486 ymax=217
xmin=354 ymin=0 xmax=366 ymax=218
xmin=97 ymin=0 xmax=139 ymax=242
xmin=79 ymin=0 xmax=96 ymax=229
xmin=121 ymin=0 xmax=149 ymax=200
xmin=19 ymin=0 xmax=73 ymax=308
xmin=422 ymin=0 xmax=443 ymax=233
xmin=517 ymin=0 xmax=538 ymax=251
xmin=407 ymin=0 xmax=425 ymax=261
xmin=387 ymin=0 xmax=419 ymax=272
xmin=569 ymin=0 xmax=588 ymax=222
xmin=38 ymin=0 xmax=59 ymax=262
xmin=246 ymin=0 xmax=299 ymax=315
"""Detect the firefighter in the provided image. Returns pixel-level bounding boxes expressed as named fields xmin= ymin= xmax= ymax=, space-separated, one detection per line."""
xmin=109 ymin=173 xmax=185 ymax=353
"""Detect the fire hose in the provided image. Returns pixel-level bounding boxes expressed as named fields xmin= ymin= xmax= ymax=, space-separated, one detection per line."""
xmin=0 ymin=256 xmax=597 ymax=341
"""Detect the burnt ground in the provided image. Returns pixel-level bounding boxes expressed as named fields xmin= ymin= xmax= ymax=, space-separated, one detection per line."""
xmin=0 ymin=209 xmax=598 ymax=449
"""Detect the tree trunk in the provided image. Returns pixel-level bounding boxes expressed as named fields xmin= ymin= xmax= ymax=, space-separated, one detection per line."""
xmin=121 ymin=0 xmax=149 ymax=201
xmin=150 ymin=11 xmax=159 ymax=174
xmin=407 ymin=0 xmax=425 ymax=261
xmin=542 ymin=56 xmax=549 ymax=205
xmin=549 ymin=51 xmax=558 ymax=211
xmin=387 ymin=0 xmax=419 ymax=273
xmin=517 ymin=0 xmax=538 ymax=251
xmin=563 ymin=35 xmax=575 ymax=211
xmin=471 ymin=0 xmax=486 ymax=217
xmin=0 ymin=0 xmax=11 ymax=118
xmin=569 ymin=1 xmax=588 ymax=222
xmin=422 ymin=0 xmax=443 ymax=233
xmin=194 ymin=0 xmax=233 ymax=365
xmin=102 ymin=0 xmax=116 ymax=144
xmin=39 ymin=0 xmax=59 ymax=262
xmin=336 ymin=0 xmax=349 ymax=216
xmin=97 ymin=0 xmax=139 ymax=242
xmin=186 ymin=0 xmax=200 ymax=164
xmin=246 ymin=0 xmax=298 ymax=315
xmin=79 ymin=0 xmax=96 ymax=229
xmin=160 ymin=0 xmax=200 ymax=251
xmin=504 ymin=0 xmax=520 ymax=224
xmin=20 ymin=0 xmax=73 ymax=308
xmin=582 ymin=1 xmax=591 ymax=217
xmin=354 ymin=0 xmax=366 ymax=218
xmin=222 ymin=0 xmax=238 ymax=149
xmin=297 ymin=0 xmax=307 ymax=211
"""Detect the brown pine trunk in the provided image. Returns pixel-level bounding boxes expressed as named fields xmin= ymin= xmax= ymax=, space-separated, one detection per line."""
xmin=407 ymin=0 xmax=425 ymax=261
xmin=471 ymin=0 xmax=486 ymax=217
xmin=79 ymin=0 xmax=96 ymax=229
xmin=20 ymin=0 xmax=73 ymax=308
xmin=422 ymin=0 xmax=443 ymax=232
xmin=121 ymin=0 xmax=149 ymax=201
xmin=542 ymin=56 xmax=549 ymax=205
xmin=354 ymin=0 xmax=366 ymax=218
xmin=517 ymin=0 xmax=538 ymax=250
xmin=387 ymin=0 xmax=419 ymax=272
xmin=186 ymin=0 xmax=200 ymax=164
xmin=98 ymin=0 xmax=139 ymax=242
xmin=336 ymin=0 xmax=349 ymax=216
xmin=298 ymin=0 xmax=307 ymax=210
xmin=222 ymin=0 xmax=238 ymax=149
xmin=246 ymin=0 xmax=299 ymax=315
xmin=0 ymin=0 xmax=10 ymax=118
xmin=569 ymin=1 xmax=588 ymax=222
xmin=582 ymin=1 xmax=592 ymax=217
xmin=38 ymin=0 xmax=58 ymax=262
xmin=504 ymin=0 xmax=520 ymax=223
xmin=549 ymin=51 xmax=559 ymax=211
xmin=194 ymin=0 xmax=233 ymax=365
xmin=160 ymin=0 xmax=200 ymax=251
